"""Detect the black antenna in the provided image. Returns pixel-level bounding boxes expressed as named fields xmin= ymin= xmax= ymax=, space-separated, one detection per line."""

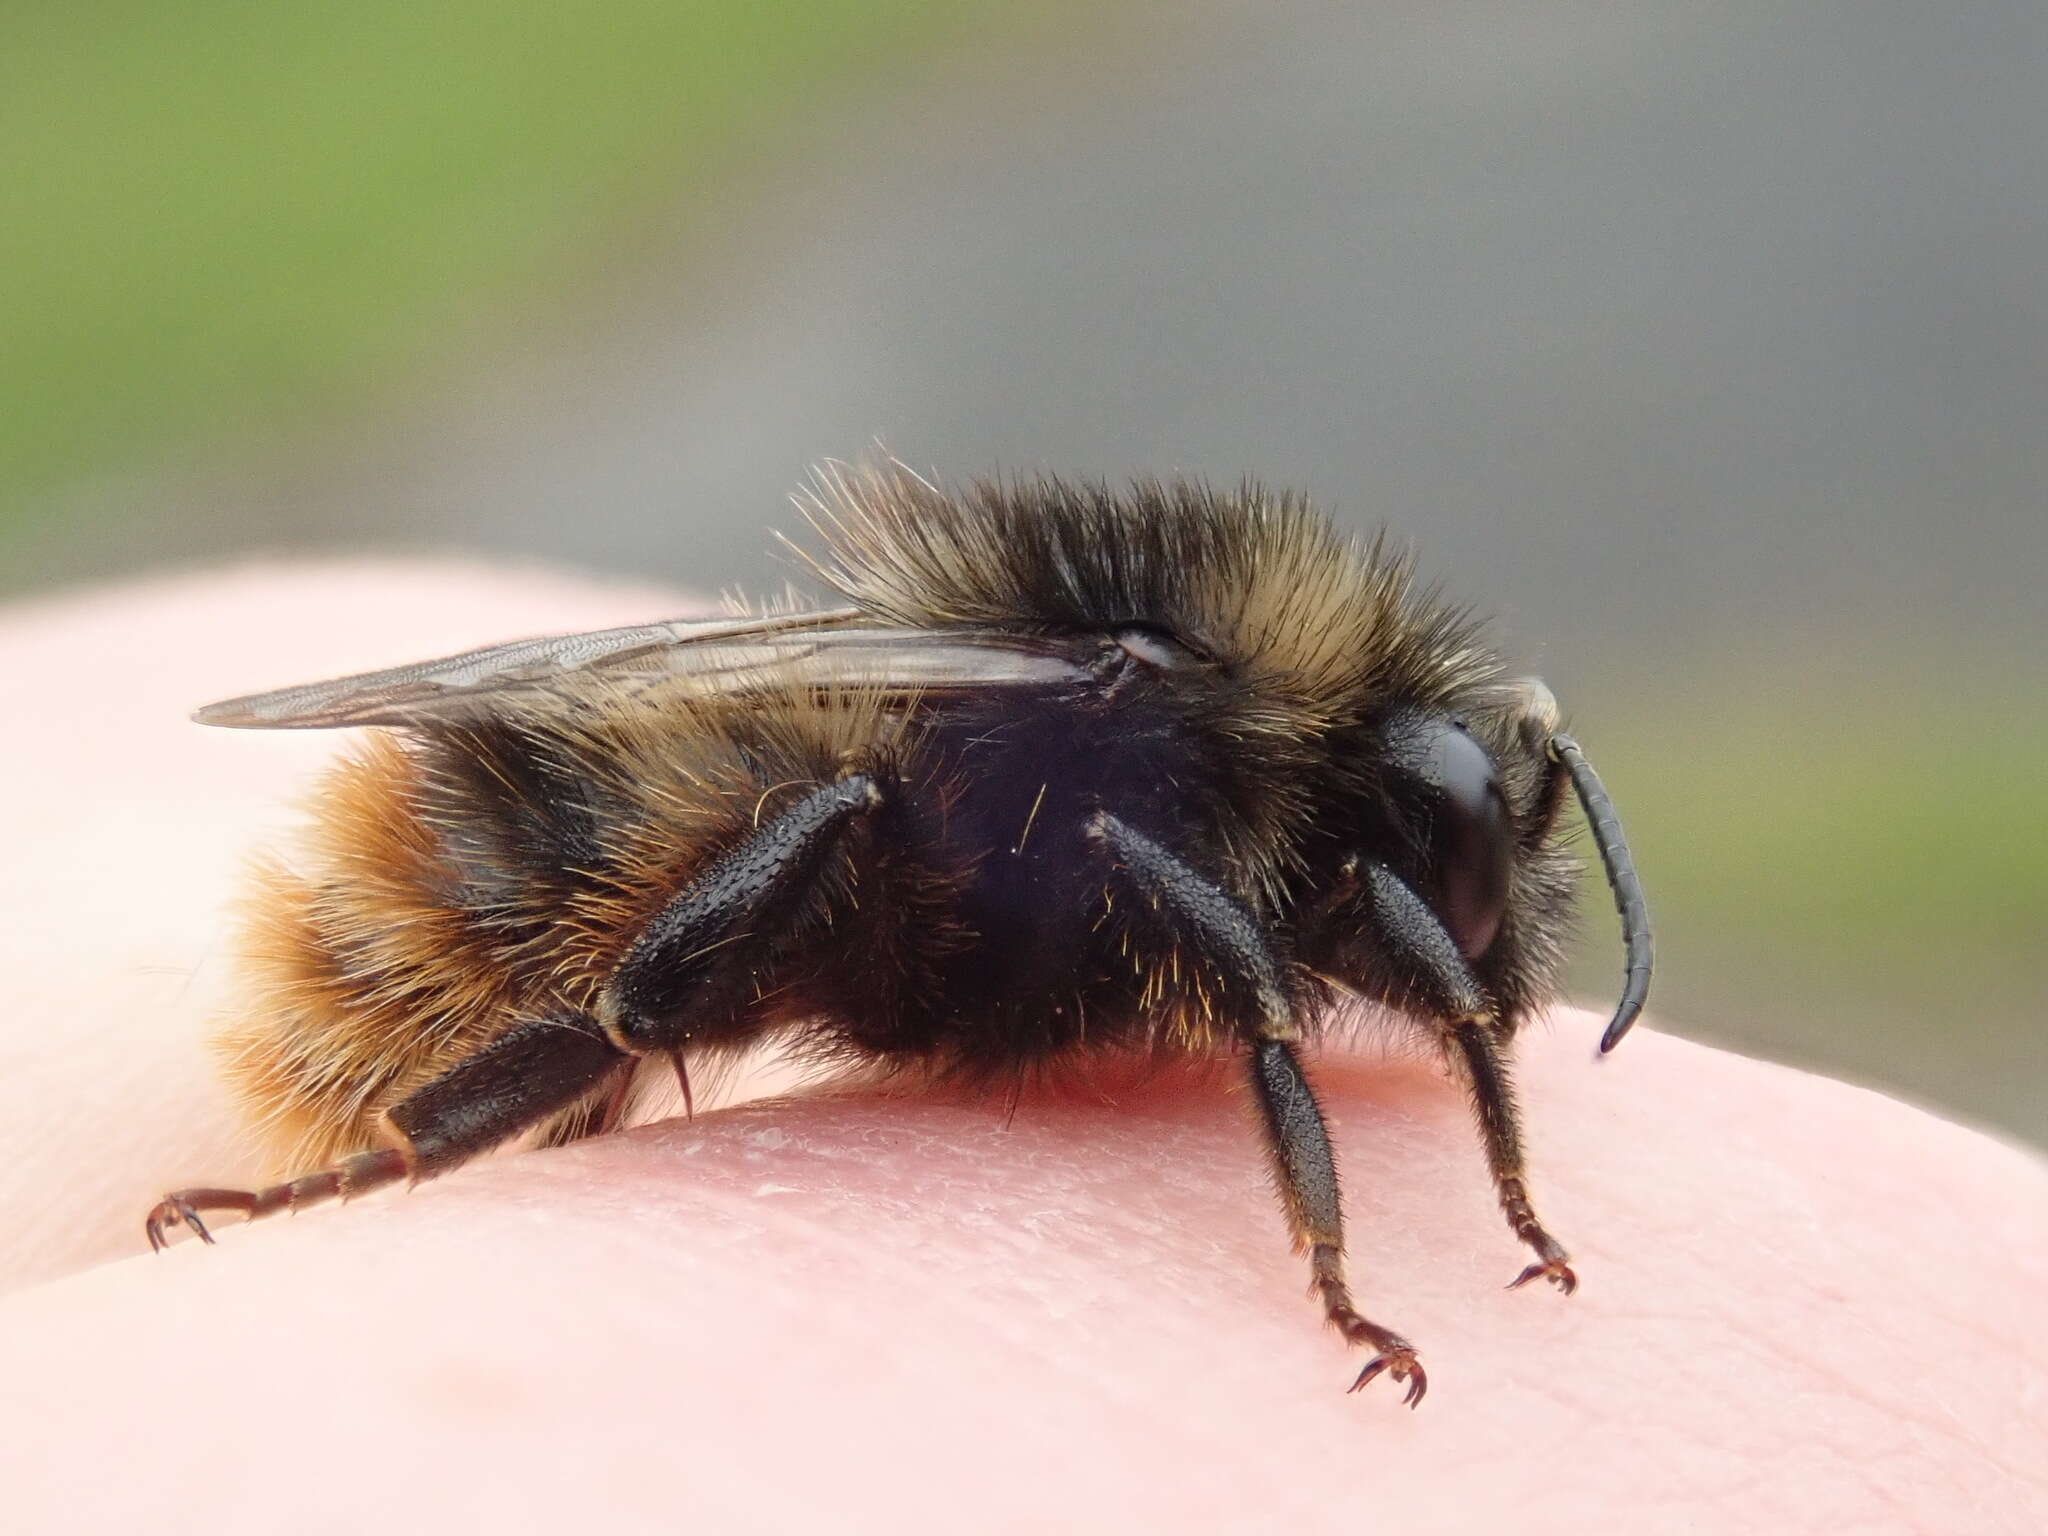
xmin=1550 ymin=734 xmax=1653 ymax=1052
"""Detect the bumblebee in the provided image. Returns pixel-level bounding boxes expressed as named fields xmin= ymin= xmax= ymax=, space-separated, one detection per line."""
xmin=146 ymin=465 xmax=1650 ymax=1406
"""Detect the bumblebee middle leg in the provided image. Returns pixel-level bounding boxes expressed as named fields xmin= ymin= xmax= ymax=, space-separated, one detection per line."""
xmin=1090 ymin=811 xmax=1426 ymax=1404
xmin=1249 ymin=1037 xmax=1426 ymax=1404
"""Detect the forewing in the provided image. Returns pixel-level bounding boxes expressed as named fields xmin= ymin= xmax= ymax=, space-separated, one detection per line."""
xmin=194 ymin=607 xmax=1098 ymax=729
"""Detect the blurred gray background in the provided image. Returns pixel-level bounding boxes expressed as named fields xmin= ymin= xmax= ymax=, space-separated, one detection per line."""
xmin=7 ymin=1 xmax=2042 ymax=1141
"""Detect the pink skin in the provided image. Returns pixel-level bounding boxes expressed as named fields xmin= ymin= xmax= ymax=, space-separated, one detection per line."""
xmin=1 ymin=567 xmax=2043 ymax=1533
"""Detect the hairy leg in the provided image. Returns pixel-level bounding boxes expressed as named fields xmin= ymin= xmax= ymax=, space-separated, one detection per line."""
xmin=146 ymin=1012 xmax=624 ymax=1248
xmin=1249 ymin=1038 xmax=1427 ymax=1404
xmin=148 ymin=774 xmax=885 ymax=1249
xmin=599 ymin=773 xmax=882 ymax=1052
xmin=1092 ymin=811 xmax=1424 ymax=1402
xmin=1363 ymin=863 xmax=1576 ymax=1289
xmin=1448 ymin=1019 xmax=1575 ymax=1292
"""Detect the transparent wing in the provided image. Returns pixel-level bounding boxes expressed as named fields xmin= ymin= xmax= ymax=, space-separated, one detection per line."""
xmin=195 ymin=607 xmax=1098 ymax=730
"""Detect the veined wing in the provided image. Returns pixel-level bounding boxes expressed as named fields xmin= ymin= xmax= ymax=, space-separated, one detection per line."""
xmin=195 ymin=607 xmax=1098 ymax=730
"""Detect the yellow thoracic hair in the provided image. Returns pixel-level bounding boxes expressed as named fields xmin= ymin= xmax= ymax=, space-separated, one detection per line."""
xmin=792 ymin=461 xmax=1499 ymax=732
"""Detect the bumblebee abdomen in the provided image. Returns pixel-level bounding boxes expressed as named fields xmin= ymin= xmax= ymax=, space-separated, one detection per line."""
xmin=216 ymin=736 xmax=546 ymax=1171
xmin=215 ymin=687 xmax=923 ymax=1168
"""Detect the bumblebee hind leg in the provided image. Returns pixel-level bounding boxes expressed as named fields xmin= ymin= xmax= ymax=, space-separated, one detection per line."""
xmin=146 ymin=1012 xmax=626 ymax=1249
xmin=148 ymin=772 xmax=885 ymax=1250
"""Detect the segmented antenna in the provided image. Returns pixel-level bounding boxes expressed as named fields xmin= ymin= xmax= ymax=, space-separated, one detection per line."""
xmin=1550 ymin=733 xmax=1653 ymax=1052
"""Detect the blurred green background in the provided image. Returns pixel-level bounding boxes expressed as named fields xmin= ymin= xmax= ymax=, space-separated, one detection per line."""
xmin=5 ymin=2 xmax=2041 ymax=1144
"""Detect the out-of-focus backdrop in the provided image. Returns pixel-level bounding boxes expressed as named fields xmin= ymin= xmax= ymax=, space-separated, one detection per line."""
xmin=6 ymin=2 xmax=2041 ymax=1143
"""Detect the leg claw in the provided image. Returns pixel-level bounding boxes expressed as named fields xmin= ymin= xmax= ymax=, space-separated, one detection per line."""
xmin=144 ymin=1196 xmax=216 ymax=1253
xmin=1348 ymin=1347 xmax=1428 ymax=1407
xmin=1508 ymin=1257 xmax=1577 ymax=1295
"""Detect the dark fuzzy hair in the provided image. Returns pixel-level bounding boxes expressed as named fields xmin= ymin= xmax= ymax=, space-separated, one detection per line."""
xmin=159 ymin=464 xmax=1637 ymax=1409
xmin=215 ymin=466 xmax=1579 ymax=1165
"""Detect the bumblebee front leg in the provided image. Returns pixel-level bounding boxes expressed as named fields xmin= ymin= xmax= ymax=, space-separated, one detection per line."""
xmin=148 ymin=773 xmax=883 ymax=1250
xmin=1090 ymin=812 xmax=1425 ymax=1404
xmin=1447 ymin=1017 xmax=1575 ymax=1293
xmin=1363 ymin=863 xmax=1576 ymax=1292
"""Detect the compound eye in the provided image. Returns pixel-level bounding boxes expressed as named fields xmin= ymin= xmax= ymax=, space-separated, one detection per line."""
xmin=1431 ymin=725 xmax=1512 ymax=958
xmin=1383 ymin=714 xmax=1514 ymax=959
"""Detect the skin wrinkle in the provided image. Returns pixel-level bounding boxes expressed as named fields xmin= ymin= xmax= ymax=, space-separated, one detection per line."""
xmin=1894 ymin=1422 xmax=2022 ymax=1536
xmin=1601 ymin=1242 xmax=1924 ymax=1470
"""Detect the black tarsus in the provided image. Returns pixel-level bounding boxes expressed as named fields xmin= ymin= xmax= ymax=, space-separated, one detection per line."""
xmin=147 ymin=1018 xmax=622 ymax=1247
xmin=1548 ymin=733 xmax=1653 ymax=1051
xmin=389 ymin=1013 xmax=627 ymax=1177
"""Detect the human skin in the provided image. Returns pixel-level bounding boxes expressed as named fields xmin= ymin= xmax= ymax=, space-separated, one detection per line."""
xmin=0 ymin=567 xmax=2042 ymax=1534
